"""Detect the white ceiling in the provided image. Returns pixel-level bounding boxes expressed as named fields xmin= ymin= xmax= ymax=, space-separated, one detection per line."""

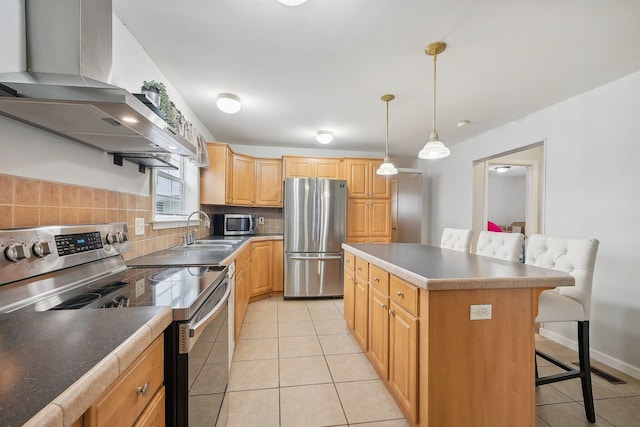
xmin=113 ymin=0 xmax=640 ymax=158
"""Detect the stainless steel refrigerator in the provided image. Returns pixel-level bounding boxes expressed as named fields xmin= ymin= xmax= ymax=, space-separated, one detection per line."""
xmin=284 ymin=178 xmax=347 ymax=298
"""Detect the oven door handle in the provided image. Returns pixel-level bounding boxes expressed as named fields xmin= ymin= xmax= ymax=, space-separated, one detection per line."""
xmin=188 ymin=281 xmax=231 ymax=338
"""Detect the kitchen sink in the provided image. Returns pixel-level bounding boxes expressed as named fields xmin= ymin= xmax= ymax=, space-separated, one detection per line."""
xmin=169 ymin=239 xmax=242 ymax=250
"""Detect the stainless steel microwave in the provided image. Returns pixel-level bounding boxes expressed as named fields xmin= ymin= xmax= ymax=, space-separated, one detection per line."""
xmin=213 ymin=214 xmax=257 ymax=236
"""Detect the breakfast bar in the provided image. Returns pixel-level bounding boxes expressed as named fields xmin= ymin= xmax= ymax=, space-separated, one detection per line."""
xmin=342 ymin=243 xmax=575 ymax=427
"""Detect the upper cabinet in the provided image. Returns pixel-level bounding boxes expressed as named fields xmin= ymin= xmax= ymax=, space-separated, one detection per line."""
xmin=255 ymin=159 xmax=283 ymax=206
xmin=200 ymin=143 xmax=283 ymax=207
xmin=283 ymin=156 xmax=341 ymax=179
xmin=342 ymin=158 xmax=391 ymax=199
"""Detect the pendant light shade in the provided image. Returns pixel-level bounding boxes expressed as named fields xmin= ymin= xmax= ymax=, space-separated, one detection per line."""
xmin=376 ymin=94 xmax=398 ymax=176
xmin=418 ymin=42 xmax=451 ymax=160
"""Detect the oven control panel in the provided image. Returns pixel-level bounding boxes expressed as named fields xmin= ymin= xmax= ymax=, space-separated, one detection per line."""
xmin=0 ymin=223 xmax=131 ymax=286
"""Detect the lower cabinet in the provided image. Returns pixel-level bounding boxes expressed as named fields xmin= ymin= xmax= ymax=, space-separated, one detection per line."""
xmin=343 ymin=251 xmax=419 ymax=424
xmin=250 ymin=240 xmax=273 ymax=297
xmin=272 ymin=240 xmax=284 ymax=293
xmin=83 ymin=335 xmax=165 ymax=427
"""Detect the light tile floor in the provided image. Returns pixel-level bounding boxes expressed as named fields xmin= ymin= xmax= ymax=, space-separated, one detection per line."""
xmin=218 ymin=297 xmax=640 ymax=426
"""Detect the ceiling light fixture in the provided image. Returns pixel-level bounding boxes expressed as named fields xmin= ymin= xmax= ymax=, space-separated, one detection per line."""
xmin=418 ymin=41 xmax=451 ymax=160
xmin=277 ymin=0 xmax=308 ymax=6
xmin=376 ymin=94 xmax=398 ymax=176
xmin=316 ymin=130 xmax=333 ymax=144
xmin=216 ymin=93 xmax=242 ymax=114
xmin=494 ymin=166 xmax=511 ymax=173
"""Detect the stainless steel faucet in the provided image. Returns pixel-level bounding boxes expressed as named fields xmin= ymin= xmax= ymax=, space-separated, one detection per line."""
xmin=185 ymin=211 xmax=211 ymax=245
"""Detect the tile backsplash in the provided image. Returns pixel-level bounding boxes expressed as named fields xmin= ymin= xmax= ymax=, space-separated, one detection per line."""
xmin=0 ymin=173 xmax=190 ymax=260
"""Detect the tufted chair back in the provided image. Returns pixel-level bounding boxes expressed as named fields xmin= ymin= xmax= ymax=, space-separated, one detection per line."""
xmin=440 ymin=228 xmax=472 ymax=252
xmin=475 ymin=231 xmax=524 ymax=262
xmin=525 ymin=235 xmax=599 ymax=320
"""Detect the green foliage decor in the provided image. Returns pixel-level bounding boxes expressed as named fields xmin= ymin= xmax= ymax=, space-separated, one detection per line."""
xmin=142 ymin=80 xmax=175 ymax=124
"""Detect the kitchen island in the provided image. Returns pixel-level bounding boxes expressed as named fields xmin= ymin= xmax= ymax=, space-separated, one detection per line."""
xmin=342 ymin=243 xmax=574 ymax=427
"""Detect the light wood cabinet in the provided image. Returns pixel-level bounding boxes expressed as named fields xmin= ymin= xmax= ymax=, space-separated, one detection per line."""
xmin=250 ymin=240 xmax=273 ymax=297
xmin=200 ymin=143 xmax=233 ymax=205
xmin=343 ymin=252 xmax=356 ymax=330
xmin=271 ymin=240 xmax=284 ymax=292
xmin=201 ymin=143 xmax=282 ymax=207
xmin=389 ymin=300 xmax=419 ymax=422
xmin=234 ymin=244 xmax=252 ymax=340
xmin=255 ymin=159 xmax=283 ymax=206
xmin=231 ymin=153 xmax=255 ymax=205
xmin=353 ymin=257 xmax=369 ymax=351
xmin=342 ymin=158 xmax=390 ymax=199
xmin=133 ymin=386 xmax=165 ymax=427
xmin=283 ymin=156 xmax=341 ymax=179
xmin=368 ymin=286 xmax=389 ymax=377
xmin=84 ymin=335 xmax=165 ymax=427
xmin=347 ymin=199 xmax=391 ymax=242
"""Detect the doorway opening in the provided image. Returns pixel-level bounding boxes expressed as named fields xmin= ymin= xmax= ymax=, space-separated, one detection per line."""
xmin=471 ymin=142 xmax=544 ymax=249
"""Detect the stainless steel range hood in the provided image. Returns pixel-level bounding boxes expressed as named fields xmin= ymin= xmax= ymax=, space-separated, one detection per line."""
xmin=0 ymin=0 xmax=197 ymax=168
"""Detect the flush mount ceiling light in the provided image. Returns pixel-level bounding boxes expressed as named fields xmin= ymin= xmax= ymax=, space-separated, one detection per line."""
xmin=376 ymin=94 xmax=398 ymax=176
xmin=494 ymin=166 xmax=511 ymax=173
xmin=277 ymin=0 xmax=308 ymax=6
xmin=418 ymin=41 xmax=451 ymax=160
xmin=216 ymin=93 xmax=242 ymax=114
xmin=316 ymin=130 xmax=333 ymax=144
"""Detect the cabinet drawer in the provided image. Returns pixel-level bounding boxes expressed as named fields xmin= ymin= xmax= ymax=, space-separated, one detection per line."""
xmin=85 ymin=335 xmax=164 ymax=427
xmin=355 ymin=257 xmax=368 ymax=282
xmin=390 ymin=276 xmax=419 ymax=316
xmin=369 ymin=264 xmax=389 ymax=294
xmin=344 ymin=252 xmax=355 ymax=272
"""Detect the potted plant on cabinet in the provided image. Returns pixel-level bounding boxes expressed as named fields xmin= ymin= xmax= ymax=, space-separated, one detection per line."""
xmin=141 ymin=80 xmax=175 ymax=124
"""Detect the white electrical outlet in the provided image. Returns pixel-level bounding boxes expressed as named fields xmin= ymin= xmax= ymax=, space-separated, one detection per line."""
xmin=134 ymin=217 xmax=145 ymax=236
xmin=470 ymin=304 xmax=492 ymax=320
xmin=258 ymin=216 xmax=264 ymax=225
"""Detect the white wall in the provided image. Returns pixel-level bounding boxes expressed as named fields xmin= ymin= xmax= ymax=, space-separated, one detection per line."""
xmin=424 ymin=71 xmax=640 ymax=377
xmin=488 ymin=174 xmax=526 ymax=226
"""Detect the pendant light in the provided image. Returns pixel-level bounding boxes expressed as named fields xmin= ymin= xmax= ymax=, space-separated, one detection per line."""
xmin=376 ymin=94 xmax=398 ymax=176
xmin=418 ymin=42 xmax=451 ymax=160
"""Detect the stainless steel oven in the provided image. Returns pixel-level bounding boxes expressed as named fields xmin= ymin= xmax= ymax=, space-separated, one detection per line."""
xmin=0 ymin=223 xmax=230 ymax=427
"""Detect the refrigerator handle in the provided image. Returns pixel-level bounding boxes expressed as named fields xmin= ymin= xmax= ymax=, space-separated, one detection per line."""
xmin=288 ymin=255 xmax=342 ymax=261
xmin=312 ymin=179 xmax=320 ymax=241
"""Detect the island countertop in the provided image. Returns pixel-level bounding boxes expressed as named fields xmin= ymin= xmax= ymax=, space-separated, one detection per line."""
xmin=342 ymin=243 xmax=574 ymax=290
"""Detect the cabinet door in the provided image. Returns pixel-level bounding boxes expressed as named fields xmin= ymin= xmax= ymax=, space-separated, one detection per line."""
xmin=370 ymin=160 xmax=391 ymax=198
xmin=343 ymin=268 xmax=356 ymax=330
xmin=255 ymin=159 xmax=283 ymax=206
xmin=368 ymin=287 xmax=389 ymax=378
xmin=133 ymin=386 xmax=165 ymax=427
xmin=347 ymin=199 xmax=369 ymax=238
xmin=389 ymin=302 xmax=419 ymax=423
xmin=283 ymin=157 xmax=314 ymax=178
xmin=369 ymin=199 xmax=391 ymax=237
xmin=271 ymin=240 xmax=284 ymax=292
xmin=231 ymin=154 xmax=255 ymax=205
xmin=200 ymin=144 xmax=229 ymax=205
xmin=353 ymin=271 xmax=369 ymax=351
xmin=251 ymin=241 xmax=273 ymax=296
xmin=315 ymin=158 xmax=341 ymax=179
xmin=344 ymin=159 xmax=369 ymax=198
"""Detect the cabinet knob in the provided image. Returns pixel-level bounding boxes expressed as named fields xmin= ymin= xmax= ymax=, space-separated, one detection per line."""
xmin=136 ymin=382 xmax=150 ymax=396
xmin=374 ymin=277 xmax=379 ymax=282
xmin=396 ymin=291 xmax=404 ymax=298
xmin=382 ymin=304 xmax=387 ymax=309
xmin=388 ymin=309 xmax=395 ymax=315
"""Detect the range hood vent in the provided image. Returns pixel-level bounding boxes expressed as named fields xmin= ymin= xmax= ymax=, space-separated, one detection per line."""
xmin=0 ymin=0 xmax=197 ymax=168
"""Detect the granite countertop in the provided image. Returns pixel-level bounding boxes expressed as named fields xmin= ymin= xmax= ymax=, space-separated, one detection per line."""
xmin=126 ymin=234 xmax=283 ymax=267
xmin=0 ymin=306 xmax=172 ymax=427
xmin=343 ymin=243 xmax=574 ymax=290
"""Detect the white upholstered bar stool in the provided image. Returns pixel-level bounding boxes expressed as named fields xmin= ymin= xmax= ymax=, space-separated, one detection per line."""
xmin=526 ymin=234 xmax=600 ymax=423
xmin=475 ymin=231 xmax=524 ymax=262
xmin=440 ymin=228 xmax=472 ymax=252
